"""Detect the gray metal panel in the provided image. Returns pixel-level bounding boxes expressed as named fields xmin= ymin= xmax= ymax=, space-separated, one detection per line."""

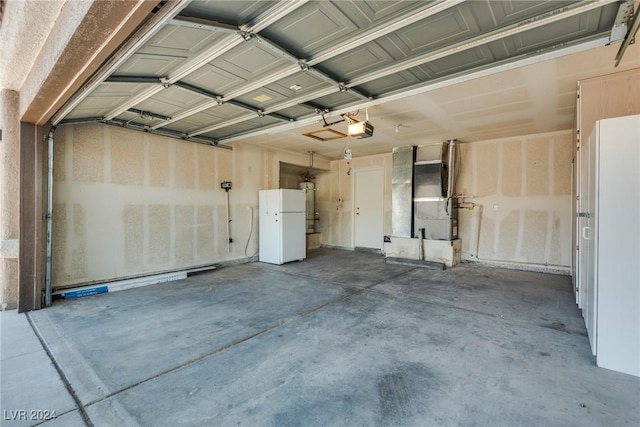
xmin=202 ymin=116 xmax=283 ymax=140
xmin=391 ymin=146 xmax=415 ymax=238
xmin=414 ymin=200 xmax=458 ymax=241
xmin=261 ymin=1 xmax=430 ymax=58
xmin=180 ymin=1 xmax=277 ymax=26
xmin=213 ymin=39 xmax=293 ymax=85
xmin=116 ymin=53 xmax=186 ymax=77
xmin=163 ymin=105 xmax=245 ymax=134
xmin=135 ymin=86 xmax=209 ymax=118
xmin=277 ymin=105 xmax=316 ymax=120
xmin=116 ymin=24 xmax=226 ymax=76
xmin=317 ymin=42 xmax=395 ymax=82
xmin=64 ymin=82 xmax=154 ymax=119
xmin=319 ymin=4 xmax=479 ymax=81
xmin=181 ymin=63 xmax=247 ymax=94
xmin=421 ymin=45 xmax=497 ymax=78
xmin=247 ymin=71 xmax=330 ymax=108
xmin=477 ymin=1 xmax=575 ymax=26
xmin=509 ymin=13 xmax=610 ymax=52
xmin=139 ymin=23 xmax=224 ymax=55
xmin=260 ymin=1 xmax=358 ymax=57
xmin=414 ymin=163 xmax=445 ymax=199
xmin=234 ymin=74 xmax=330 ymax=110
xmin=311 ymin=92 xmax=364 ymax=111
xmin=355 ymin=70 xmax=423 ymax=97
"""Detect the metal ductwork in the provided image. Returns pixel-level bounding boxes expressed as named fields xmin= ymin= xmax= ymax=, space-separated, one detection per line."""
xmin=391 ymin=146 xmax=416 ymax=237
xmin=391 ymin=140 xmax=459 ymax=241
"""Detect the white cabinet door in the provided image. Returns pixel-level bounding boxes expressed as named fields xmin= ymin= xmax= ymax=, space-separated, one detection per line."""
xmin=595 ymin=115 xmax=640 ymax=377
xmin=584 ymin=126 xmax=597 ymax=354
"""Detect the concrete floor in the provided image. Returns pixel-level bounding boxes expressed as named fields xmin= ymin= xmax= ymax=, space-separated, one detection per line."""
xmin=3 ymin=248 xmax=639 ymax=426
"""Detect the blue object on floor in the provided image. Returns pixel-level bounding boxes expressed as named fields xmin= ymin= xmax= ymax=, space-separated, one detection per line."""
xmin=62 ymin=286 xmax=109 ymax=299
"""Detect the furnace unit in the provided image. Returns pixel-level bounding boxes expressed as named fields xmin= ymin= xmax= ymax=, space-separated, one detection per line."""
xmin=413 ymin=140 xmax=458 ymax=240
xmin=386 ymin=140 xmax=462 ymax=268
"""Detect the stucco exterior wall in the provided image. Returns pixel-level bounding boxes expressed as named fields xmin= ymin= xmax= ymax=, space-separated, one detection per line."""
xmin=0 ymin=0 xmax=70 ymax=91
xmin=317 ymin=130 xmax=573 ymax=269
xmin=0 ymin=90 xmax=20 ymax=309
xmin=51 ymin=124 xmax=325 ymax=288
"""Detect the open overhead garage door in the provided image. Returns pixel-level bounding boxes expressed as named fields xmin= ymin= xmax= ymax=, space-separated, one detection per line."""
xmin=53 ymin=0 xmax=636 ymax=146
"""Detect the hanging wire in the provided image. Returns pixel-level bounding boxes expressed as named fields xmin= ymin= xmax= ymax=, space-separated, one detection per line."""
xmin=244 ymin=205 xmax=258 ymax=258
xmin=343 ymin=120 xmax=352 ymax=176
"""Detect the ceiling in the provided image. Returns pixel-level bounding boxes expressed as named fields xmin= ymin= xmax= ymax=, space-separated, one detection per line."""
xmin=54 ymin=0 xmax=639 ymax=160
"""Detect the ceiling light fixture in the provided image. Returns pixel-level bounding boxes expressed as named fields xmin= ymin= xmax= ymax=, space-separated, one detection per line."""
xmin=252 ymin=94 xmax=272 ymax=102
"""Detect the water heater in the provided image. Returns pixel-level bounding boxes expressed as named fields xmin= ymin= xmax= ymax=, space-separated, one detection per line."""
xmin=299 ymin=181 xmax=316 ymax=234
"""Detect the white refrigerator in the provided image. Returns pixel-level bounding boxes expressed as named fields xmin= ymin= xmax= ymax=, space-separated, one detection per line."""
xmin=259 ymin=189 xmax=306 ymax=265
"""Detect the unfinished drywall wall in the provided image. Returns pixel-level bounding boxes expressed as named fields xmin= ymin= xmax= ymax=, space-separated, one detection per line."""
xmin=52 ymin=123 xmax=327 ymax=288
xmin=279 ymin=163 xmax=304 ymax=190
xmin=456 ymin=131 xmax=573 ymax=268
xmin=317 ymin=130 xmax=573 ymax=269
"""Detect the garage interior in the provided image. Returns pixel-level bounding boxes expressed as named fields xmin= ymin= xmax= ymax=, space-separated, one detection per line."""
xmin=1 ymin=0 xmax=639 ymax=426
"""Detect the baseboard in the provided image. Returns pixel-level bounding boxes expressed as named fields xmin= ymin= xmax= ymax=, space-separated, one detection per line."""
xmin=463 ymin=258 xmax=571 ymax=275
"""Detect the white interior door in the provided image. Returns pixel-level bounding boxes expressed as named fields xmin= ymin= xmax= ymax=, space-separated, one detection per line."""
xmin=354 ymin=168 xmax=384 ymax=249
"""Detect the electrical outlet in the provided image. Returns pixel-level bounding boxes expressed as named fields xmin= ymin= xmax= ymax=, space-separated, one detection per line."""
xmin=493 ymin=205 xmax=499 ymax=211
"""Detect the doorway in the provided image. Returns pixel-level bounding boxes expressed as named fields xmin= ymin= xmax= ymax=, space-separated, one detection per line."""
xmin=353 ymin=168 xmax=384 ymax=249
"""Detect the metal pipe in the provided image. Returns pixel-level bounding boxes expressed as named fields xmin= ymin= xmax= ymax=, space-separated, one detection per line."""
xmin=45 ymin=126 xmax=57 ymax=306
xmin=45 ymin=118 xmax=103 ymax=305
xmin=226 ymin=191 xmax=231 ymax=252
xmin=441 ymin=139 xmax=458 ymax=217
xmin=475 ymin=205 xmax=484 ymax=259
xmin=446 ymin=139 xmax=457 ymax=200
